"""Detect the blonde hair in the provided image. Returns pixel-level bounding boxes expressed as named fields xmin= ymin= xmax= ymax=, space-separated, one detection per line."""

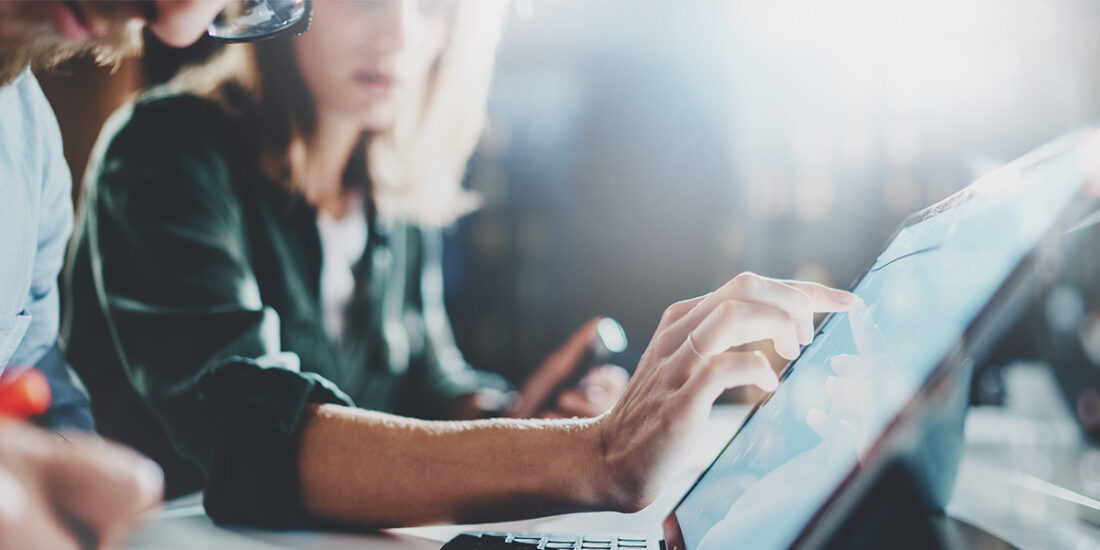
xmin=174 ymin=0 xmax=508 ymax=226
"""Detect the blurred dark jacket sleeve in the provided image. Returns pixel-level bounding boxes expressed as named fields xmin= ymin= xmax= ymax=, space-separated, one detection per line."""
xmin=72 ymin=96 xmax=353 ymax=528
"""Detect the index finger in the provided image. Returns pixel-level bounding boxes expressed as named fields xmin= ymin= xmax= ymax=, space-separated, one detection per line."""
xmin=779 ymin=279 xmax=857 ymax=312
xmin=659 ymin=273 xmax=855 ymax=355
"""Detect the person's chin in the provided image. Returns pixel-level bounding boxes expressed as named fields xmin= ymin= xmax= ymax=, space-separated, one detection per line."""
xmin=354 ymin=107 xmax=397 ymax=133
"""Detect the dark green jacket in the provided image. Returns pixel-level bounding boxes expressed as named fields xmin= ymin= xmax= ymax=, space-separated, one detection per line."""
xmin=64 ymin=91 xmax=508 ymax=528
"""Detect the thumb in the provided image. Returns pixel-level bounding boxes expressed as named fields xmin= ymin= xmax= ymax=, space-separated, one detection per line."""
xmin=549 ymin=318 xmax=603 ymax=373
xmin=515 ymin=318 xmax=603 ymax=417
xmin=48 ymin=434 xmax=163 ymax=548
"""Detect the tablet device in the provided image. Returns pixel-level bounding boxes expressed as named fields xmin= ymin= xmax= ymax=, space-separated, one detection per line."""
xmin=663 ymin=128 xmax=1100 ymax=550
xmin=443 ymin=129 xmax=1100 ymax=550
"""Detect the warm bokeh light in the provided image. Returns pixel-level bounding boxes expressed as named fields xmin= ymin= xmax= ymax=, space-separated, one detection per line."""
xmin=440 ymin=1 xmax=1100 ymax=382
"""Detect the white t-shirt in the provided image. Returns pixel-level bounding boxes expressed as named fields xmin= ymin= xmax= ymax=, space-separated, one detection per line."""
xmin=316 ymin=191 xmax=368 ymax=343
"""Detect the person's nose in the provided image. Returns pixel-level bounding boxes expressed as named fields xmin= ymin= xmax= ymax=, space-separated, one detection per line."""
xmin=372 ymin=0 xmax=419 ymax=55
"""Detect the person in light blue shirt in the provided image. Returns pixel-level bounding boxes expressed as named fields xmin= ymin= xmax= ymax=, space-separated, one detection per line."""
xmin=0 ymin=0 xmax=314 ymax=430
xmin=0 ymin=1 xmax=307 ymax=547
xmin=0 ymin=0 xmax=256 ymax=433
xmin=0 ymin=64 xmax=90 ymax=430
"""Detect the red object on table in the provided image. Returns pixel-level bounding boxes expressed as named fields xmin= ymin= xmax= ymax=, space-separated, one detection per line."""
xmin=0 ymin=366 xmax=52 ymax=420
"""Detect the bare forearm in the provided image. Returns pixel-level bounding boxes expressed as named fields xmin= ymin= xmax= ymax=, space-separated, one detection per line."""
xmin=297 ymin=404 xmax=609 ymax=527
xmin=296 ymin=274 xmax=856 ymax=529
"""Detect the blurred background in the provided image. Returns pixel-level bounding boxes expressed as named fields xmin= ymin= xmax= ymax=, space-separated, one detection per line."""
xmin=40 ymin=0 xmax=1100 ymax=390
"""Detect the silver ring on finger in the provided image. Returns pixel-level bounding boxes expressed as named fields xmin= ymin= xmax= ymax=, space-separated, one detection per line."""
xmin=687 ymin=333 xmax=706 ymax=361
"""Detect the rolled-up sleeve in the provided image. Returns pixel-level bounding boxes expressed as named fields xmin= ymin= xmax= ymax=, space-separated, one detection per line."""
xmin=83 ymin=97 xmax=352 ymax=527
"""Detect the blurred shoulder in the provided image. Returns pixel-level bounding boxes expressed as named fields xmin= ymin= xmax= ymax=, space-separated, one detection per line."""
xmin=107 ymin=87 xmax=243 ymax=151
xmin=86 ymin=86 xmax=255 ymax=195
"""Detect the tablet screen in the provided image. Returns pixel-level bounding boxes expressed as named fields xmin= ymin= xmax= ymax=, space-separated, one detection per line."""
xmin=669 ymin=139 xmax=1084 ymax=550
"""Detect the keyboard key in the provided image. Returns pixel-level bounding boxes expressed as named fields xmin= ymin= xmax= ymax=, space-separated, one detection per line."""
xmin=442 ymin=534 xmax=482 ymax=550
xmin=441 ymin=531 xmax=649 ymax=550
xmin=481 ymin=538 xmax=516 ymax=550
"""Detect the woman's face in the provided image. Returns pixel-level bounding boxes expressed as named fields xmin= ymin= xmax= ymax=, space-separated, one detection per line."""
xmin=294 ymin=0 xmax=451 ymax=131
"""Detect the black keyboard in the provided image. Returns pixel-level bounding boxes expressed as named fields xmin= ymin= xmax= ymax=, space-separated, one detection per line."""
xmin=441 ymin=531 xmax=657 ymax=550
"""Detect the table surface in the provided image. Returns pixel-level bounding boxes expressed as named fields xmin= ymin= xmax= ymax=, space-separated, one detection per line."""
xmin=123 ymin=366 xmax=1100 ymax=550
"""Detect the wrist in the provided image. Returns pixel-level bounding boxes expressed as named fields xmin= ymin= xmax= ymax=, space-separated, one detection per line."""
xmin=582 ymin=415 xmax=652 ymax=514
xmin=573 ymin=416 xmax=620 ymax=511
xmin=524 ymin=417 xmax=609 ymax=511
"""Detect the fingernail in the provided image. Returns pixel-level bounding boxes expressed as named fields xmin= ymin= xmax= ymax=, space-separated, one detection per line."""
xmin=0 ymin=469 xmax=27 ymax=522
xmin=783 ymin=343 xmax=802 ymax=361
xmin=135 ymin=458 xmax=165 ymax=499
xmin=758 ymin=370 xmax=779 ymax=392
xmin=832 ymin=290 xmax=857 ymax=304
